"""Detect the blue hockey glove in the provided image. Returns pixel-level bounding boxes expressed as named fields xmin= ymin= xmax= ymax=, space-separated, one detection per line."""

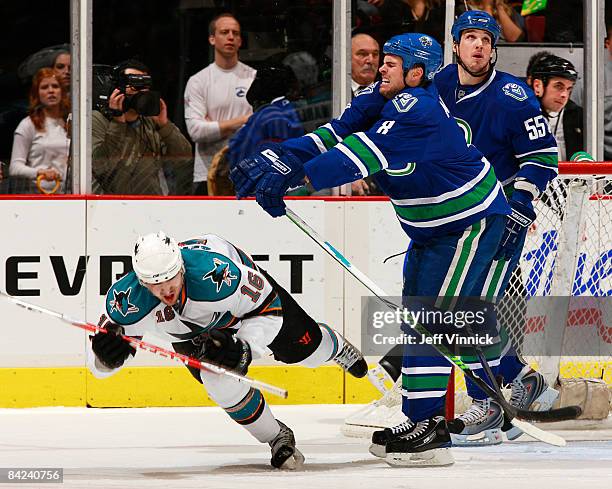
xmin=254 ymin=149 xmax=305 ymax=217
xmin=230 ymin=143 xmax=284 ymax=198
xmin=494 ymin=190 xmax=536 ymax=261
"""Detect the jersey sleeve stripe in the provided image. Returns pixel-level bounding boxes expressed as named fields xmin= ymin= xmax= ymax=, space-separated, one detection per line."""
xmin=392 ymin=158 xmax=491 ymax=206
xmin=518 ymin=153 xmax=558 ymax=169
xmin=355 ymin=132 xmax=389 ymax=169
xmin=336 ymin=144 xmax=370 ymax=177
xmin=306 ymin=133 xmax=328 ymax=154
xmin=342 ymin=134 xmax=385 ymax=175
xmin=515 ymin=147 xmax=559 ymax=158
xmin=392 ymin=165 xmax=497 ymax=221
xmin=322 ymin=122 xmax=343 ymax=142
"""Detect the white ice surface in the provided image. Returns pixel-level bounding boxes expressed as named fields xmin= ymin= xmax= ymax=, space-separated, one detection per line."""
xmin=0 ymin=404 xmax=611 ymax=489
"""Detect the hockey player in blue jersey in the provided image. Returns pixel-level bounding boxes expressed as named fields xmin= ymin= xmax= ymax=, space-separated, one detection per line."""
xmin=87 ymin=231 xmax=367 ymax=470
xmin=231 ymin=33 xmax=512 ymax=466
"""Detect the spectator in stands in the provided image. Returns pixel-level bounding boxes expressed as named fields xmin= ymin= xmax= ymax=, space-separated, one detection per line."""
xmin=543 ymin=0 xmax=583 ymax=43
xmin=350 ymin=33 xmax=383 ymax=196
xmin=376 ymin=0 xmax=446 ymax=44
xmin=458 ymin=1 xmax=524 ymax=42
xmin=527 ymin=53 xmax=583 ymax=161
xmin=92 ymin=59 xmax=193 ymax=195
xmin=52 ymin=50 xmax=71 ymax=95
xmin=184 ymin=13 xmax=255 ymax=195
xmin=9 ymin=68 xmax=70 ymax=194
xmin=351 ymin=33 xmax=380 ymax=95
xmin=198 ymin=66 xmax=306 ymax=196
xmin=571 ymin=22 xmax=612 ymax=161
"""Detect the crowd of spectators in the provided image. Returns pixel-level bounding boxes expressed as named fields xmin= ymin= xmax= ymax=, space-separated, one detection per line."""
xmin=0 ymin=3 xmax=609 ymax=197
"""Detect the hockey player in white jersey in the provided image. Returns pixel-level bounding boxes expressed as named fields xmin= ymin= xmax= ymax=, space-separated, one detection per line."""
xmin=87 ymin=231 xmax=367 ymax=469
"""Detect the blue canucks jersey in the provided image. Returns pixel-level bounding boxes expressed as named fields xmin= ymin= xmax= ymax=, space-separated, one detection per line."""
xmin=434 ymin=66 xmax=558 ymax=197
xmin=300 ymin=83 xmax=510 ymax=244
xmin=228 ymin=97 xmax=304 ymax=166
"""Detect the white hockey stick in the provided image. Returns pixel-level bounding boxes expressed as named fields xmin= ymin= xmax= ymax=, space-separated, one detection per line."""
xmin=286 ymin=207 xmax=571 ymax=447
xmin=0 ymin=291 xmax=288 ymax=399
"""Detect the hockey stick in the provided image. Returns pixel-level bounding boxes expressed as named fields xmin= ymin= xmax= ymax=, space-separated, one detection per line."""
xmin=0 ymin=292 xmax=288 ymax=399
xmin=286 ymin=207 xmax=580 ymax=446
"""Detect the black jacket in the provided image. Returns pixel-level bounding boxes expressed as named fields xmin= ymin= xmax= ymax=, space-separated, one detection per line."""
xmin=561 ymin=99 xmax=583 ymax=160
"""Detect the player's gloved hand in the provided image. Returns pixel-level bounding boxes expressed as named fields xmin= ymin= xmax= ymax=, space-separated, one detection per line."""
xmin=254 ymin=149 xmax=305 ymax=217
xmin=230 ymin=143 xmax=284 ymax=198
xmin=195 ymin=329 xmax=252 ymax=375
xmin=494 ymin=190 xmax=536 ymax=261
xmin=90 ymin=324 xmax=136 ymax=370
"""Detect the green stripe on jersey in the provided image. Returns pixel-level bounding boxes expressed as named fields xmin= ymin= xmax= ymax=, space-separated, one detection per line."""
xmin=343 ymin=135 xmax=384 ymax=175
xmin=392 ymin=166 xmax=497 ymax=221
xmin=519 ymin=153 xmax=558 ymax=169
xmin=313 ymin=127 xmax=338 ymax=150
xmin=402 ymin=374 xmax=450 ymax=390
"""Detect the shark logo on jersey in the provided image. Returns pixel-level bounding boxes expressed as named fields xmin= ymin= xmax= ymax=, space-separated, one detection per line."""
xmin=203 ymin=258 xmax=238 ymax=292
xmin=109 ymin=288 xmax=139 ymax=317
xmin=419 ymin=35 xmax=433 ymax=47
xmin=502 ymin=83 xmax=528 ymax=102
xmin=392 ymin=93 xmax=418 ymax=113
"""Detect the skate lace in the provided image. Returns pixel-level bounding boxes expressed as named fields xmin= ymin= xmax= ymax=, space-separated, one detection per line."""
xmin=402 ymin=420 xmax=430 ymax=441
xmin=458 ymin=400 xmax=488 ymax=425
xmin=269 ymin=423 xmax=293 ymax=449
xmin=334 ymin=342 xmax=360 ymax=369
xmin=509 ymin=379 xmax=527 ymax=408
xmin=389 ymin=419 xmax=415 ymax=435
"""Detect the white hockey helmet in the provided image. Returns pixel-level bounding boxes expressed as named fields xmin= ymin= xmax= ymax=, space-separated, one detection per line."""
xmin=132 ymin=231 xmax=183 ymax=284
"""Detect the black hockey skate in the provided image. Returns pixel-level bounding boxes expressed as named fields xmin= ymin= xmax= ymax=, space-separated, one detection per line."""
xmin=369 ymin=419 xmax=415 ymax=458
xmin=385 ymin=416 xmax=454 ymax=467
xmin=333 ymin=338 xmax=368 ymax=378
xmin=269 ymin=420 xmax=305 ymax=470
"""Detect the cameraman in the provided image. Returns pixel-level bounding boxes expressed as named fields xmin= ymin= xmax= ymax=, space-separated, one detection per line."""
xmin=92 ymin=59 xmax=193 ymax=195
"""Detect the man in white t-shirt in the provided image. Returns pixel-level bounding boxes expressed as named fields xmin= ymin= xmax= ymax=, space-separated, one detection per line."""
xmin=184 ymin=13 xmax=256 ymax=195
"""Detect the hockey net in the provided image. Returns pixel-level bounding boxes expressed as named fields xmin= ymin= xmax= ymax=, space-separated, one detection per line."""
xmin=343 ymin=162 xmax=612 ymax=436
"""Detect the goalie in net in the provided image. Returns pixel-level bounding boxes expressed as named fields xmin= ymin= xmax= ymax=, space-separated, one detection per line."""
xmin=344 ymin=11 xmax=611 ymax=446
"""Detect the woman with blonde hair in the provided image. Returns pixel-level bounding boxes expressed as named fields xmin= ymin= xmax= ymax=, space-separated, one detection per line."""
xmin=9 ymin=67 xmax=70 ymax=194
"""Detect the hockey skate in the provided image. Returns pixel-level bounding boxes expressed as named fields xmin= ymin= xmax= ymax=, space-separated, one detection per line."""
xmin=384 ymin=416 xmax=455 ymax=467
xmin=268 ymin=420 xmax=305 ymax=470
xmin=448 ymin=398 xmax=504 ymax=446
xmin=369 ymin=419 xmax=416 ymax=458
xmin=333 ymin=337 xmax=368 ymax=378
xmin=503 ymin=366 xmax=559 ymax=440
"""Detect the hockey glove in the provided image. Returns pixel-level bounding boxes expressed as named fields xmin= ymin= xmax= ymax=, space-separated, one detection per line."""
xmin=494 ymin=190 xmax=536 ymax=261
xmin=90 ymin=324 xmax=136 ymax=370
xmin=230 ymin=143 xmax=285 ymax=198
xmin=254 ymin=150 xmax=305 ymax=217
xmin=195 ymin=329 xmax=252 ymax=375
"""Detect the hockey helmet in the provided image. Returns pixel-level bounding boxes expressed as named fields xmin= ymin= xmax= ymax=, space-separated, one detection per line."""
xmin=133 ymin=231 xmax=183 ymax=284
xmin=530 ymin=55 xmax=578 ymax=84
xmin=451 ymin=10 xmax=501 ymax=47
xmin=382 ymin=33 xmax=443 ymax=80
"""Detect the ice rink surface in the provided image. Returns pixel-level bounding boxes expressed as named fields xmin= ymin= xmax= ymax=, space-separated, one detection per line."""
xmin=0 ymin=404 xmax=611 ymax=489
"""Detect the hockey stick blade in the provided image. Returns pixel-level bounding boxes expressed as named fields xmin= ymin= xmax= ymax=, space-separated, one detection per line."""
xmin=286 ymin=208 xmax=581 ymax=444
xmin=509 ymin=418 xmax=566 ymax=447
xmin=516 ymin=405 xmax=582 ymax=422
xmin=0 ymin=291 xmax=288 ymax=398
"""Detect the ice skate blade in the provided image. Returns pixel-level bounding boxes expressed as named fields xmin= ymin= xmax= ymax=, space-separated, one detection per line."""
xmin=368 ymin=443 xmax=386 ymax=458
xmin=278 ymin=448 xmax=305 ymax=470
xmin=451 ymin=429 xmax=503 ymax=447
xmin=385 ymin=448 xmax=455 ymax=467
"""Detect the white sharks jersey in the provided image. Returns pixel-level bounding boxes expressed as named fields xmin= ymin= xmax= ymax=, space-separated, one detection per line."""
xmin=95 ymin=234 xmax=281 ymax=344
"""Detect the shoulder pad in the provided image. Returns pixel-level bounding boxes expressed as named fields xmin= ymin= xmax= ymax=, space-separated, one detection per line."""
xmin=183 ymin=250 xmax=242 ymax=302
xmin=105 ymin=272 xmax=159 ymax=326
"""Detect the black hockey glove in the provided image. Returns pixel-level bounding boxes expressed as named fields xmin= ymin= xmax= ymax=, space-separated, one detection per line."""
xmin=494 ymin=190 xmax=536 ymax=261
xmin=194 ymin=329 xmax=252 ymax=375
xmin=90 ymin=324 xmax=136 ymax=370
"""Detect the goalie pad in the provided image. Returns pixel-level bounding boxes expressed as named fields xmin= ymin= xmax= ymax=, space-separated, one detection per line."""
xmin=553 ymin=378 xmax=611 ymax=420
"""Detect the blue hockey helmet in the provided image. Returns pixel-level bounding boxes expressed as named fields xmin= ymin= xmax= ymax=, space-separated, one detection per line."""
xmin=382 ymin=33 xmax=443 ymax=80
xmin=451 ymin=10 xmax=501 ymax=47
